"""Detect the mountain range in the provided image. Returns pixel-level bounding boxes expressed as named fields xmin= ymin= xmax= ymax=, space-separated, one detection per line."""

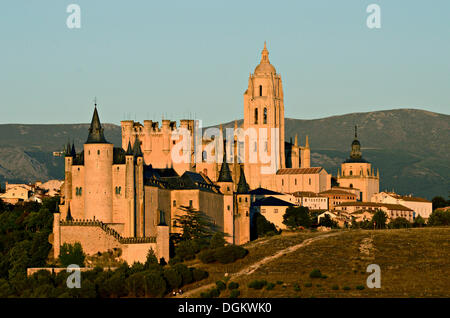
xmin=0 ymin=109 xmax=448 ymax=200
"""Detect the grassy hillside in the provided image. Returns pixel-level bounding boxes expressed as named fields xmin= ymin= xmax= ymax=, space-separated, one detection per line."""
xmin=181 ymin=228 xmax=450 ymax=298
xmin=0 ymin=109 xmax=448 ymax=199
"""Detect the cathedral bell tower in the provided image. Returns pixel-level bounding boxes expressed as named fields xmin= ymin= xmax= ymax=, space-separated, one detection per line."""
xmin=243 ymin=42 xmax=285 ymax=190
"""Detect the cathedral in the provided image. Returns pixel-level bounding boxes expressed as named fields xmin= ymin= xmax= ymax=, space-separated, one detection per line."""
xmin=53 ymin=43 xmax=378 ymax=264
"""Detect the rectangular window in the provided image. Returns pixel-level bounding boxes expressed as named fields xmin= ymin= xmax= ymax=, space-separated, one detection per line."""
xmin=173 ymin=200 xmax=176 ymax=207
xmin=274 ymin=209 xmax=279 ymax=214
xmin=261 ymin=209 xmax=266 ymax=214
xmin=189 ymin=200 xmax=193 ymax=207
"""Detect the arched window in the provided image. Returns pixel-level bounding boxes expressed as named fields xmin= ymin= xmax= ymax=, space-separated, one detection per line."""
xmin=350 ymin=171 xmax=353 ymax=176
xmin=259 ymin=85 xmax=262 ymax=96
xmin=263 ymin=108 xmax=267 ymax=124
xmin=202 ymin=150 xmax=207 ymax=162
xmin=350 ymin=184 xmax=353 ymax=188
xmin=254 ymin=108 xmax=258 ymax=124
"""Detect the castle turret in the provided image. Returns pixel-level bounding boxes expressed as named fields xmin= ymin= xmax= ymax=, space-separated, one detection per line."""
xmin=133 ymin=137 xmax=145 ymax=237
xmin=217 ymin=144 xmax=234 ymax=243
xmin=84 ymin=105 xmax=114 ymax=222
xmin=235 ymin=166 xmax=250 ymax=245
xmin=125 ymin=141 xmax=135 ymax=237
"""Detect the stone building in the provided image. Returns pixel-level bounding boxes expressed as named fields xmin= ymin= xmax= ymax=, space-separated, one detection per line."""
xmin=337 ymin=126 xmax=380 ymax=201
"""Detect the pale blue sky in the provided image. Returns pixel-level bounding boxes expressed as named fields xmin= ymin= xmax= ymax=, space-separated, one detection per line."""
xmin=0 ymin=0 xmax=449 ymax=125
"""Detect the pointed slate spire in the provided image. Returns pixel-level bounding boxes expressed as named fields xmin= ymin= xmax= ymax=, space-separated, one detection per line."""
xmin=125 ymin=140 xmax=133 ymax=156
xmin=71 ymin=142 xmax=76 ymax=157
xmin=236 ymin=165 xmax=249 ymax=194
xmin=64 ymin=140 xmax=72 ymax=157
xmin=86 ymin=105 xmax=108 ymax=144
xmin=133 ymin=137 xmax=143 ymax=157
xmin=158 ymin=210 xmax=167 ymax=226
xmin=217 ymin=145 xmax=233 ymax=183
xmin=66 ymin=205 xmax=73 ymax=221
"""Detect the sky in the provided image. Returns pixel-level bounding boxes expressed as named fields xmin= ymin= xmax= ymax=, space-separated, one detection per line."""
xmin=0 ymin=0 xmax=449 ymax=126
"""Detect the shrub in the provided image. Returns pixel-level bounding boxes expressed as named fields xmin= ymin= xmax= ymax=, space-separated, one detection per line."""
xmin=209 ymin=287 xmax=220 ymax=298
xmin=248 ymin=280 xmax=267 ymax=290
xmin=168 ymin=256 xmax=182 ymax=266
xmin=228 ymin=282 xmax=239 ymax=290
xmin=343 ymin=286 xmax=351 ymax=290
xmin=214 ymin=246 xmax=236 ymax=264
xmin=210 ymin=232 xmax=226 ymax=249
xmin=390 ymin=217 xmax=411 ymax=229
xmin=216 ymin=280 xmax=226 ymax=291
xmin=163 ymin=268 xmax=182 ymax=290
xmin=331 ymin=285 xmax=339 ymax=290
xmin=304 ymin=282 xmax=312 ymax=287
xmin=229 ymin=245 xmax=248 ymax=260
xmin=192 ymin=268 xmax=209 ymax=282
xmin=293 ymin=283 xmax=301 ymax=292
xmin=356 ymin=285 xmax=365 ymax=290
xmin=229 ymin=289 xmax=240 ymax=298
xmin=173 ymin=264 xmax=193 ymax=285
xmin=266 ymin=282 xmax=275 ymax=290
xmin=309 ymin=269 xmax=323 ymax=278
xmin=321 ymin=275 xmax=328 ymax=279
xmin=276 ymin=281 xmax=283 ymax=285
xmin=198 ymin=249 xmax=216 ymax=264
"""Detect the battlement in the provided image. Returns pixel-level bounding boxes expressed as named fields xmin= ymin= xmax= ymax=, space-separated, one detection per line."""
xmin=60 ymin=219 xmax=156 ymax=244
xmin=121 ymin=119 xmax=195 ymax=134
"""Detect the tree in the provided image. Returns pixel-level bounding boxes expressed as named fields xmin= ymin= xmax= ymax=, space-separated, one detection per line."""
xmin=59 ymin=242 xmax=86 ymax=267
xmin=282 ymin=206 xmax=312 ymax=229
xmin=428 ymin=210 xmax=450 ymax=226
xmin=172 ymin=206 xmax=215 ymax=241
xmin=144 ymin=248 xmax=158 ymax=268
xmin=432 ymin=196 xmax=448 ymax=211
xmin=372 ymin=210 xmax=388 ymax=229
xmin=318 ymin=214 xmax=338 ymax=228
xmin=210 ymin=232 xmax=226 ymax=249
xmin=413 ymin=215 xmax=426 ymax=227
xmin=251 ymin=213 xmax=279 ymax=240
xmin=390 ymin=217 xmax=411 ymax=229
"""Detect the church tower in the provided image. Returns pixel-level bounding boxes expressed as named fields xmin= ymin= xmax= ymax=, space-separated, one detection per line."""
xmin=337 ymin=126 xmax=380 ymax=201
xmin=83 ymin=105 xmax=114 ymax=222
xmin=216 ymin=143 xmax=234 ymax=244
xmin=234 ymin=166 xmax=251 ymax=245
xmin=243 ymin=42 xmax=285 ymax=190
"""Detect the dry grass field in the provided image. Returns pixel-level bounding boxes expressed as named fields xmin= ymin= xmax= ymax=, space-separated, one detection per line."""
xmin=179 ymin=227 xmax=450 ymax=298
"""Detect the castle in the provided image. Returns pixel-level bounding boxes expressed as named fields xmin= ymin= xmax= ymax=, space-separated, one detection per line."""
xmin=53 ymin=43 xmax=379 ymax=264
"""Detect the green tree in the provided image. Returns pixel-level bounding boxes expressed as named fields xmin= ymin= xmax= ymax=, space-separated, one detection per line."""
xmin=413 ymin=215 xmax=426 ymax=227
xmin=428 ymin=210 xmax=450 ymax=226
xmin=210 ymin=232 xmax=226 ymax=249
xmin=144 ymin=248 xmax=158 ymax=268
xmin=372 ymin=210 xmax=388 ymax=229
xmin=59 ymin=242 xmax=86 ymax=267
xmin=172 ymin=206 xmax=215 ymax=241
xmin=390 ymin=217 xmax=411 ymax=229
xmin=251 ymin=213 xmax=279 ymax=240
xmin=282 ymin=206 xmax=312 ymax=229
xmin=318 ymin=214 xmax=339 ymax=228
xmin=432 ymin=196 xmax=448 ymax=211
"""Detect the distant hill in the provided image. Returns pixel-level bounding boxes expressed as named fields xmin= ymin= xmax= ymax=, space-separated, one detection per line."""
xmin=0 ymin=109 xmax=448 ymax=199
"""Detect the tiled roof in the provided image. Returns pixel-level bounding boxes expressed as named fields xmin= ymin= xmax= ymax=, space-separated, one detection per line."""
xmin=335 ymin=201 xmax=412 ymax=211
xmin=320 ymin=189 xmax=357 ymax=196
xmin=249 ymin=187 xmax=284 ymax=196
xmin=292 ymin=191 xmax=320 ymax=197
xmin=276 ymin=167 xmax=322 ymax=175
xmin=253 ymin=196 xmax=294 ymax=207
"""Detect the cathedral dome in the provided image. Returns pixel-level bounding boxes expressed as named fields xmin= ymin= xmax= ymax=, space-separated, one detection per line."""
xmin=254 ymin=42 xmax=276 ymax=74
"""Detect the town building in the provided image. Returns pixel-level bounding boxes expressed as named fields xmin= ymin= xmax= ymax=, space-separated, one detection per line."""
xmin=371 ymin=192 xmax=432 ymax=219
